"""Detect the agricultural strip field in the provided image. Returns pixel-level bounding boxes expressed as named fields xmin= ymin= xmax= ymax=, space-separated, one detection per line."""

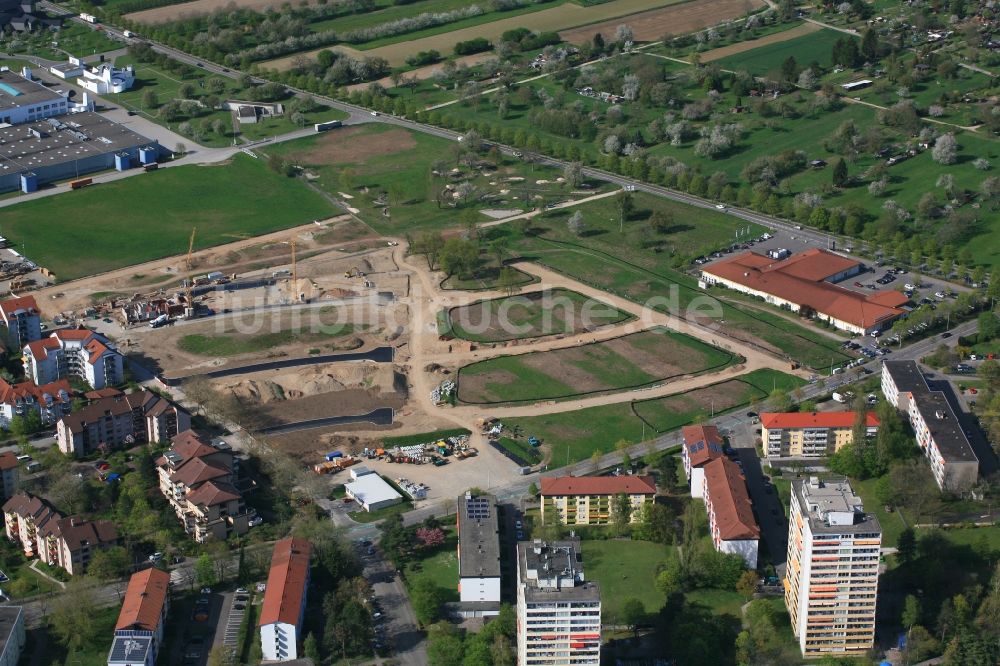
xmin=456 ymin=327 xmax=735 ymax=404
xmin=698 ymin=21 xmax=820 ymax=63
xmin=559 ymin=0 xmax=764 ymax=44
xmin=0 ymin=155 xmax=334 ymax=281
xmin=446 ymin=287 xmax=632 ymax=342
xmin=126 ymin=0 xmax=320 ymax=23
xmin=263 ymin=0 xmax=694 ymax=69
xmin=500 ymin=367 xmax=801 ymax=465
xmin=715 ymin=27 xmax=847 ymax=76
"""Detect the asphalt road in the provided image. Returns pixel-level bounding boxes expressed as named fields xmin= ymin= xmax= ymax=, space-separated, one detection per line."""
xmin=159 ymin=346 xmax=394 ymax=385
xmin=257 ymin=407 xmax=394 ymax=434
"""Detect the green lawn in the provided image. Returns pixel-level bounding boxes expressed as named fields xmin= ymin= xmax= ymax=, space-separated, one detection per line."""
xmin=841 ymin=476 xmax=908 ymax=548
xmin=349 ymin=498 xmax=413 ymax=523
xmin=0 ymin=154 xmax=334 ymax=280
xmin=403 ymin=528 xmax=460 ymax=603
xmin=716 ymin=29 xmax=850 ymax=77
xmin=447 ymin=287 xmax=632 ymax=342
xmin=457 ymin=327 xmax=735 ymax=404
xmin=177 ymin=324 xmax=362 ymax=356
xmin=581 ymin=539 xmax=669 ymax=621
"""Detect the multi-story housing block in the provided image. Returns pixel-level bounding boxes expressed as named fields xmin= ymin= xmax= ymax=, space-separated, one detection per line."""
xmin=0 ymin=296 xmax=41 ymax=352
xmin=457 ymin=492 xmax=501 ymax=614
xmin=516 ymin=538 xmax=601 ymax=666
xmin=540 ymin=476 xmax=656 ymax=525
xmin=702 ymin=457 xmax=760 ymax=569
xmin=681 ymin=424 xmax=725 ymax=498
xmin=108 ymin=568 xmax=170 ymax=666
xmin=259 ymin=538 xmax=311 ymax=661
xmin=156 ymin=431 xmax=248 ymax=543
xmin=0 ymin=378 xmax=72 ymax=429
xmin=784 ymin=477 xmax=881 ymax=658
xmin=762 ymin=412 xmax=879 ymax=459
xmin=56 ymin=391 xmax=190 ymax=458
xmin=23 ymin=328 xmax=124 ymax=390
xmin=882 ymin=360 xmax=979 ymax=491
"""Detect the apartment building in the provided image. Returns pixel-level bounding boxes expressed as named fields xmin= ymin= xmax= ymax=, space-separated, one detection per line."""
xmin=761 ymin=412 xmax=879 ymax=459
xmin=681 ymin=424 xmax=725 ymax=498
xmin=259 ymin=538 xmax=312 ymax=662
xmin=540 ymin=476 xmax=657 ymax=525
xmin=0 ymin=607 xmax=25 ymax=666
xmin=0 ymin=378 xmax=72 ymax=430
xmin=784 ymin=477 xmax=881 ymax=657
xmin=882 ymin=360 xmax=979 ymax=492
xmin=156 ymin=431 xmax=248 ymax=543
xmin=701 ymin=457 xmax=759 ymax=569
xmin=108 ymin=568 xmax=170 ymax=666
xmin=0 ymin=453 xmax=17 ymax=501
xmin=457 ymin=492 xmax=501 ymax=614
xmin=0 ymin=296 xmax=41 ymax=352
xmin=23 ymin=328 xmax=124 ymax=390
xmin=56 ymin=391 xmax=190 ymax=458
xmin=516 ymin=539 xmax=601 ymax=666
xmin=3 ymin=492 xmax=116 ymax=575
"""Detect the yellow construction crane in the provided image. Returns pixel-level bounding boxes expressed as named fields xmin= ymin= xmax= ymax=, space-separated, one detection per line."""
xmin=186 ymin=227 xmax=197 ymax=270
xmin=289 ymin=236 xmax=300 ymax=302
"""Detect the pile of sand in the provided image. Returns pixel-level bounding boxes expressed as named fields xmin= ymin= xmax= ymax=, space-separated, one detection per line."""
xmin=221 ymin=363 xmax=399 ymax=405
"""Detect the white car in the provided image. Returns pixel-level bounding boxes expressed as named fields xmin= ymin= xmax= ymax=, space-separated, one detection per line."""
xmin=148 ymin=552 xmax=163 ymax=562
xmin=715 ymin=204 xmax=726 ymax=210
xmin=904 ymin=283 xmax=915 ymax=290
xmin=935 ymin=291 xmax=947 ymax=299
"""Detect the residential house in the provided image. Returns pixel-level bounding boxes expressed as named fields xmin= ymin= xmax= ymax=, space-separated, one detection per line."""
xmin=701 ymin=457 xmax=759 ymax=568
xmin=0 ymin=296 xmax=41 ymax=352
xmin=681 ymin=424 xmax=725 ymax=498
xmin=761 ymin=412 xmax=879 ymax=459
xmin=540 ymin=476 xmax=656 ymax=525
xmin=23 ymin=328 xmax=124 ymax=390
xmin=156 ymin=431 xmax=248 ymax=543
xmin=0 ymin=378 xmax=72 ymax=429
xmin=56 ymin=391 xmax=190 ymax=458
xmin=108 ymin=568 xmax=170 ymax=666
xmin=259 ymin=538 xmax=312 ymax=662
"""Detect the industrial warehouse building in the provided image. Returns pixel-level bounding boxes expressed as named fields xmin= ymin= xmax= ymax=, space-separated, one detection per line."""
xmin=700 ymin=249 xmax=907 ymax=335
xmin=344 ymin=472 xmax=402 ymax=512
xmin=0 ymin=71 xmax=158 ymax=193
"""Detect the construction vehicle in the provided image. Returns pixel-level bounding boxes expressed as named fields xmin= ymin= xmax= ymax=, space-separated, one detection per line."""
xmin=528 ymin=436 xmax=541 ymax=447
xmin=313 ymin=456 xmax=357 ymax=474
xmin=344 ymin=267 xmax=365 ymax=278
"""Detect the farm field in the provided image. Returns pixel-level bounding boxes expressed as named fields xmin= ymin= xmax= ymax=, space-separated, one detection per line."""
xmin=262 ymin=123 xmax=584 ymax=234
xmin=0 ymin=155 xmax=334 ymax=280
xmin=457 ymin=327 xmax=735 ymax=404
xmin=715 ymin=28 xmax=846 ymax=76
xmin=126 ymin=0 xmax=318 ymax=23
xmin=446 ymin=287 xmax=632 ymax=342
xmin=500 ymin=367 xmax=801 ymax=464
xmin=263 ymin=0 xmax=692 ymax=69
xmin=581 ymin=539 xmax=668 ymax=621
xmin=699 ymin=21 xmax=820 ymax=62
xmin=559 ymin=0 xmax=764 ymax=44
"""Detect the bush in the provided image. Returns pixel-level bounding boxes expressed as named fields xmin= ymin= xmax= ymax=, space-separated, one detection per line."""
xmin=405 ymin=49 xmax=442 ymax=66
xmin=454 ymin=37 xmax=492 ymax=55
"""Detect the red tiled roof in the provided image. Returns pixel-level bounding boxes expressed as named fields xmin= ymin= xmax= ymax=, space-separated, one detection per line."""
xmin=682 ymin=425 xmax=725 ymax=468
xmin=702 ymin=249 xmax=905 ymax=329
xmin=116 ymin=568 xmax=170 ymax=632
xmin=0 ymin=295 xmax=39 ymax=320
xmin=0 ymin=452 xmax=16 ymax=471
xmin=540 ymin=475 xmax=657 ymax=496
xmin=84 ymin=388 xmax=123 ymax=400
xmin=58 ymin=391 xmax=155 ymax=434
xmin=84 ymin=339 xmax=109 ymax=365
xmin=761 ymin=411 xmax=880 ymax=430
xmin=259 ymin=538 xmax=311 ymax=628
xmin=186 ymin=480 xmax=240 ymax=507
xmin=0 ymin=378 xmax=71 ymax=406
xmin=703 ymin=457 xmax=759 ymax=541
xmin=169 ymin=457 xmax=229 ymax=487
xmin=40 ymin=515 xmax=117 ymax=550
xmin=53 ymin=328 xmax=95 ymax=341
xmin=24 ymin=338 xmax=59 ymax=360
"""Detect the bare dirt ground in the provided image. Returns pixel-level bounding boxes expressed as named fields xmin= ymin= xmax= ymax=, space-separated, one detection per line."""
xmin=127 ymin=0 xmax=321 ymax=24
xmin=699 ymin=21 xmax=820 ymax=62
xmin=264 ymin=0 xmax=692 ymax=69
xmin=292 ymin=127 xmax=417 ymax=165
xmin=559 ymin=0 xmax=765 ymax=44
xmin=344 ymin=53 xmax=498 ymax=93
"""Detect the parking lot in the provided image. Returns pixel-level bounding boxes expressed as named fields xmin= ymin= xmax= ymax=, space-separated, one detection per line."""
xmin=357 ymin=540 xmax=428 ymax=665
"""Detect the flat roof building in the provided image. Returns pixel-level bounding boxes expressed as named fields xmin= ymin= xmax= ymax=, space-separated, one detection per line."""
xmin=259 ymin=538 xmax=312 ymax=662
xmin=882 ymin=360 xmax=979 ymax=491
xmin=785 ymin=477 xmax=881 ymax=657
xmin=516 ymin=539 xmax=600 ymax=665
xmin=0 ymin=607 xmax=24 ymax=666
xmin=701 ymin=249 xmax=906 ymax=335
xmin=344 ymin=473 xmax=402 ymax=512
xmin=456 ymin=492 xmax=501 ymax=614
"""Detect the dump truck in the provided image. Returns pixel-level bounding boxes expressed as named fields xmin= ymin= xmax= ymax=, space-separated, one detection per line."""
xmin=325 ymin=451 xmax=344 ymax=461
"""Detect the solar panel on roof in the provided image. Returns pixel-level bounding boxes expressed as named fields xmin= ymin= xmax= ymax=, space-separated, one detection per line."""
xmin=108 ymin=636 xmax=152 ymax=663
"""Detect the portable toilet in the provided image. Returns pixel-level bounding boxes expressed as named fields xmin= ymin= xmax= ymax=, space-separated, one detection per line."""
xmin=114 ymin=152 xmax=131 ymax=171
xmin=19 ymin=172 xmax=37 ymax=193
xmin=139 ymin=145 xmax=157 ymax=165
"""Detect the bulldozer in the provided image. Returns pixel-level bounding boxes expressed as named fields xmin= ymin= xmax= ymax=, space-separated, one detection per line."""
xmin=344 ymin=266 xmax=365 ymax=278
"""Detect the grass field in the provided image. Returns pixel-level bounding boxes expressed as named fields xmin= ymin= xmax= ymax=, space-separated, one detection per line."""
xmin=502 ymin=367 xmax=801 ymax=466
xmin=383 ymin=428 xmax=471 ymax=447
xmin=581 ymin=539 xmax=669 ymax=621
xmin=4 ymin=23 xmax=121 ymax=61
xmin=177 ymin=324 xmax=362 ymax=356
xmin=403 ymin=528 xmax=460 ymax=602
xmin=447 ymin=287 xmax=632 ymax=342
xmin=457 ymin=327 xmax=734 ymax=404
xmin=716 ymin=28 xmax=848 ymax=77
xmin=0 ymin=155 xmax=334 ymax=280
